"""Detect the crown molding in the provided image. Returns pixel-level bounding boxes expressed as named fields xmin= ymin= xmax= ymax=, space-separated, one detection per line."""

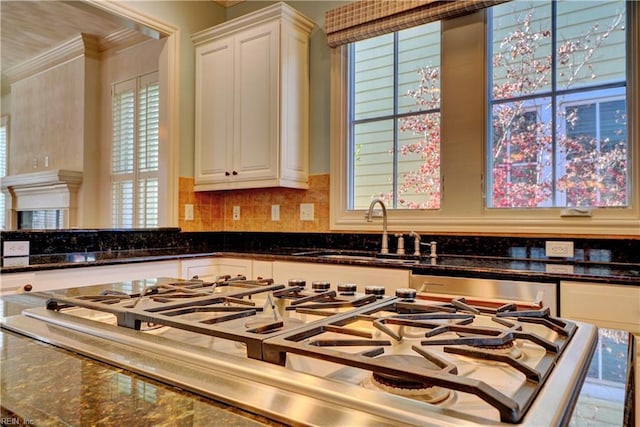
xmin=100 ymin=27 xmax=152 ymax=54
xmin=5 ymin=34 xmax=100 ymax=84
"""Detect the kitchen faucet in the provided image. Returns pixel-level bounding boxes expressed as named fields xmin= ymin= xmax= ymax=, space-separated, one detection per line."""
xmin=366 ymin=198 xmax=388 ymax=254
xmin=408 ymin=231 xmax=421 ymax=256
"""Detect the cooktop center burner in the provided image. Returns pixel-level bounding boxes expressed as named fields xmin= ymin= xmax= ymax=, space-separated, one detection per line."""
xmin=364 ymin=355 xmax=452 ymax=403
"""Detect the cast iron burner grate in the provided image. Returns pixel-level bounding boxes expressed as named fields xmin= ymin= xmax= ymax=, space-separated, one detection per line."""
xmin=261 ymin=296 xmax=579 ymax=424
xmin=44 ymin=277 xmax=386 ymax=360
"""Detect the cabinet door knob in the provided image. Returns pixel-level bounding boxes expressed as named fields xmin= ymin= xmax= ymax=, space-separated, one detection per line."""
xmin=225 ymin=171 xmax=230 ymax=176
xmin=232 ymin=171 xmax=238 ymax=175
xmin=23 ymin=284 xmax=33 ymax=292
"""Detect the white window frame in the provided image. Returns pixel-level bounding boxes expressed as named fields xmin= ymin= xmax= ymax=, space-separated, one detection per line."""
xmin=111 ymin=72 xmax=160 ymax=228
xmin=555 ymin=90 xmax=628 ymax=208
xmin=330 ymin=3 xmax=639 ymax=235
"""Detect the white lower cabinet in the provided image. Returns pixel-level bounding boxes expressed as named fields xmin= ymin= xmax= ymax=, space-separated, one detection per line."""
xmin=252 ymin=260 xmax=273 ymax=281
xmin=271 ymin=261 xmax=410 ymax=293
xmin=561 ymin=280 xmax=640 ymax=333
xmin=180 ymin=257 xmax=252 ymax=281
xmin=0 ymin=260 xmax=182 ymax=296
xmin=0 ymin=272 xmax=37 ymax=295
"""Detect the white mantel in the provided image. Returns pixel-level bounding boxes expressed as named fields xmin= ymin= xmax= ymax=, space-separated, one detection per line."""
xmin=1 ymin=169 xmax=83 ymax=229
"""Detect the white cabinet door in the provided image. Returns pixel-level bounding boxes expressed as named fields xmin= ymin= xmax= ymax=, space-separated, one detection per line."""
xmin=234 ymin=21 xmax=279 ymax=182
xmin=0 ymin=272 xmax=36 ymax=295
xmin=181 ymin=258 xmax=252 ymax=282
xmin=194 ymin=36 xmax=233 ymax=185
xmin=561 ymin=280 xmax=640 ymax=332
xmin=272 ymin=261 xmax=410 ymax=294
xmin=192 ymin=3 xmax=312 ymax=191
xmin=252 ymin=260 xmax=273 ymax=280
xmin=1 ymin=260 xmax=182 ymax=295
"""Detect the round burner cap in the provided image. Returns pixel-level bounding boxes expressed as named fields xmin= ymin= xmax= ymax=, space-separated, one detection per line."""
xmin=288 ymin=279 xmax=306 ymax=288
xmin=337 ymin=283 xmax=357 ymax=294
xmin=395 ymin=288 xmax=417 ymax=300
xmin=365 ymin=285 xmax=385 ymax=298
xmin=312 ymin=281 xmax=331 ymax=292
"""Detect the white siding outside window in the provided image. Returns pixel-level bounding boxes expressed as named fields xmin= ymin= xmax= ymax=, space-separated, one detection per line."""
xmin=488 ymin=1 xmax=628 ymax=209
xmin=111 ymin=72 xmax=159 ymax=228
xmin=349 ymin=23 xmax=441 ymax=210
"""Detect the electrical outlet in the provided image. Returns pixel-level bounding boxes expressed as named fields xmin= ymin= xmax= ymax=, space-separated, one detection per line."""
xmin=233 ymin=205 xmax=241 ymax=221
xmin=184 ymin=204 xmax=194 ymax=221
xmin=300 ymin=203 xmax=314 ymax=221
xmin=271 ymin=204 xmax=280 ymax=221
xmin=3 ymin=241 xmax=30 ymax=257
xmin=545 ymin=241 xmax=574 ymax=258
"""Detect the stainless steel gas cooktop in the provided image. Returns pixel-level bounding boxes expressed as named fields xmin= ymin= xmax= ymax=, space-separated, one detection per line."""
xmin=1 ymin=276 xmax=597 ymax=426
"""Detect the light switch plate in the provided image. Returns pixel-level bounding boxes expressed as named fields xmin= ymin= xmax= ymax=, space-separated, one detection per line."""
xmin=300 ymin=203 xmax=314 ymax=221
xmin=545 ymin=241 xmax=574 ymax=258
xmin=3 ymin=241 xmax=30 ymax=257
xmin=233 ymin=205 xmax=241 ymax=221
xmin=184 ymin=204 xmax=194 ymax=221
xmin=271 ymin=204 xmax=280 ymax=221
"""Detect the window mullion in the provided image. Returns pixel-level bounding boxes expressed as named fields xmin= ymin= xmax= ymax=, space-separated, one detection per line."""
xmin=133 ymin=77 xmax=141 ymax=227
xmin=392 ymin=32 xmax=399 ymax=209
xmin=550 ymin=0 xmax=558 ymax=207
xmin=347 ymin=44 xmax=356 ymax=210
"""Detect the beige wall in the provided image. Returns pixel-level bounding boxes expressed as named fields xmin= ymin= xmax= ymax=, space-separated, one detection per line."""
xmin=119 ymin=0 xmax=226 ymax=178
xmin=95 ymin=38 xmax=166 ymax=227
xmin=9 ymin=56 xmax=88 ymax=174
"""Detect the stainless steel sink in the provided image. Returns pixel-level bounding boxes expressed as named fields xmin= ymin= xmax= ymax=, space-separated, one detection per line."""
xmin=317 ymin=254 xmax=378 ymax=262
xmin=293 ymin=251 xmax=420 ymax=265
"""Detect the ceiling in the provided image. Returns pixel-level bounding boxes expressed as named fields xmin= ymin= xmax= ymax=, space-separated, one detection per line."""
xmin=0 ymin=0 xmax=242 ymax=92
xmin=0 ymin=1 xmax=129 ymax=77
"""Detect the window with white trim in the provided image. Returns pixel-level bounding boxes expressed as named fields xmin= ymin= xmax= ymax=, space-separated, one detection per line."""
xmin=488 ymin=0 xmax=628 ymax=209
xmin=349 ymin=23 xmax=441 ymax=210
xmin=112 ymin=72 xmax=159 ymax=228
xmin=331 ymin=0 xmax=638 ymax=235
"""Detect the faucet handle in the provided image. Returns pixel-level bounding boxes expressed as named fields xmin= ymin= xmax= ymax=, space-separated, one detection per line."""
xmin=420 ymin=240 xmax=438 ymax=258
xmin=395 ymin=233 xmax=405 ymax=255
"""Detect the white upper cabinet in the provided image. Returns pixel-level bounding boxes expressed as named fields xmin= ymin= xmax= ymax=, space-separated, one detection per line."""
xmin=192 ymin=3 xmax=314 ymax=191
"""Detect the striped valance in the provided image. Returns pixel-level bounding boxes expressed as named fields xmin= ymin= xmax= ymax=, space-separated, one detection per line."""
xmin=325 ymin=0 xmax=509 ymax=47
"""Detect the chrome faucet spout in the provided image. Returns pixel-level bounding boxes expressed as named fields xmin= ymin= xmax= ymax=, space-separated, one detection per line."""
xmin=366 ymin=198 xmax=388 ymax=254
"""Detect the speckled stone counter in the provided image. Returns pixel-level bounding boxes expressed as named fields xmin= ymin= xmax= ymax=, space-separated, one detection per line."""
xmin=2 ymin=230 xmax=638 ymax=286
xmin=0 ymin=330 xmax=281 ymax=427
xmin=0 ymin=294 xmax=280 ymax=427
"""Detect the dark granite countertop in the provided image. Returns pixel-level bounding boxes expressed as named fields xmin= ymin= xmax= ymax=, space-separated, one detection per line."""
xmin=0 ymin=293 xmax=280 ymax=427
xmin=0 ymin=329 xmax=282 ymax=427
xmin=2 ymin=247 xmax=639 ymax=286
xmin=1 ymin=248 xmax=217 ymax=273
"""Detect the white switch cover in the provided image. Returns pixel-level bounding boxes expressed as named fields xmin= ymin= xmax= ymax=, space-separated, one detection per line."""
xmin=184 ymin=204 xmax=194 ymax=221
xmin=233 ymin=205 xmax=241 ymax=221
xmin=300 ymin=203 xmax=314 ymax=221
xmin=3 ymin=241 xmax=30 ymax=256
xmin=271 ymin=204 xmax=280 ymax=221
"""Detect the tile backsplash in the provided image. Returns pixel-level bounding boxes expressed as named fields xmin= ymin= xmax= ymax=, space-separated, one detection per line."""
xmin=179 ymin=174 xmax=330 ymax=232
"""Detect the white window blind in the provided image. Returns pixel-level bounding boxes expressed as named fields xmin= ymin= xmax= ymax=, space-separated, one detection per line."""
xmin=0 ymin=118 xmax=7 ymax=230
xmin=112 ymin=72 xmax=159 ymax=228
